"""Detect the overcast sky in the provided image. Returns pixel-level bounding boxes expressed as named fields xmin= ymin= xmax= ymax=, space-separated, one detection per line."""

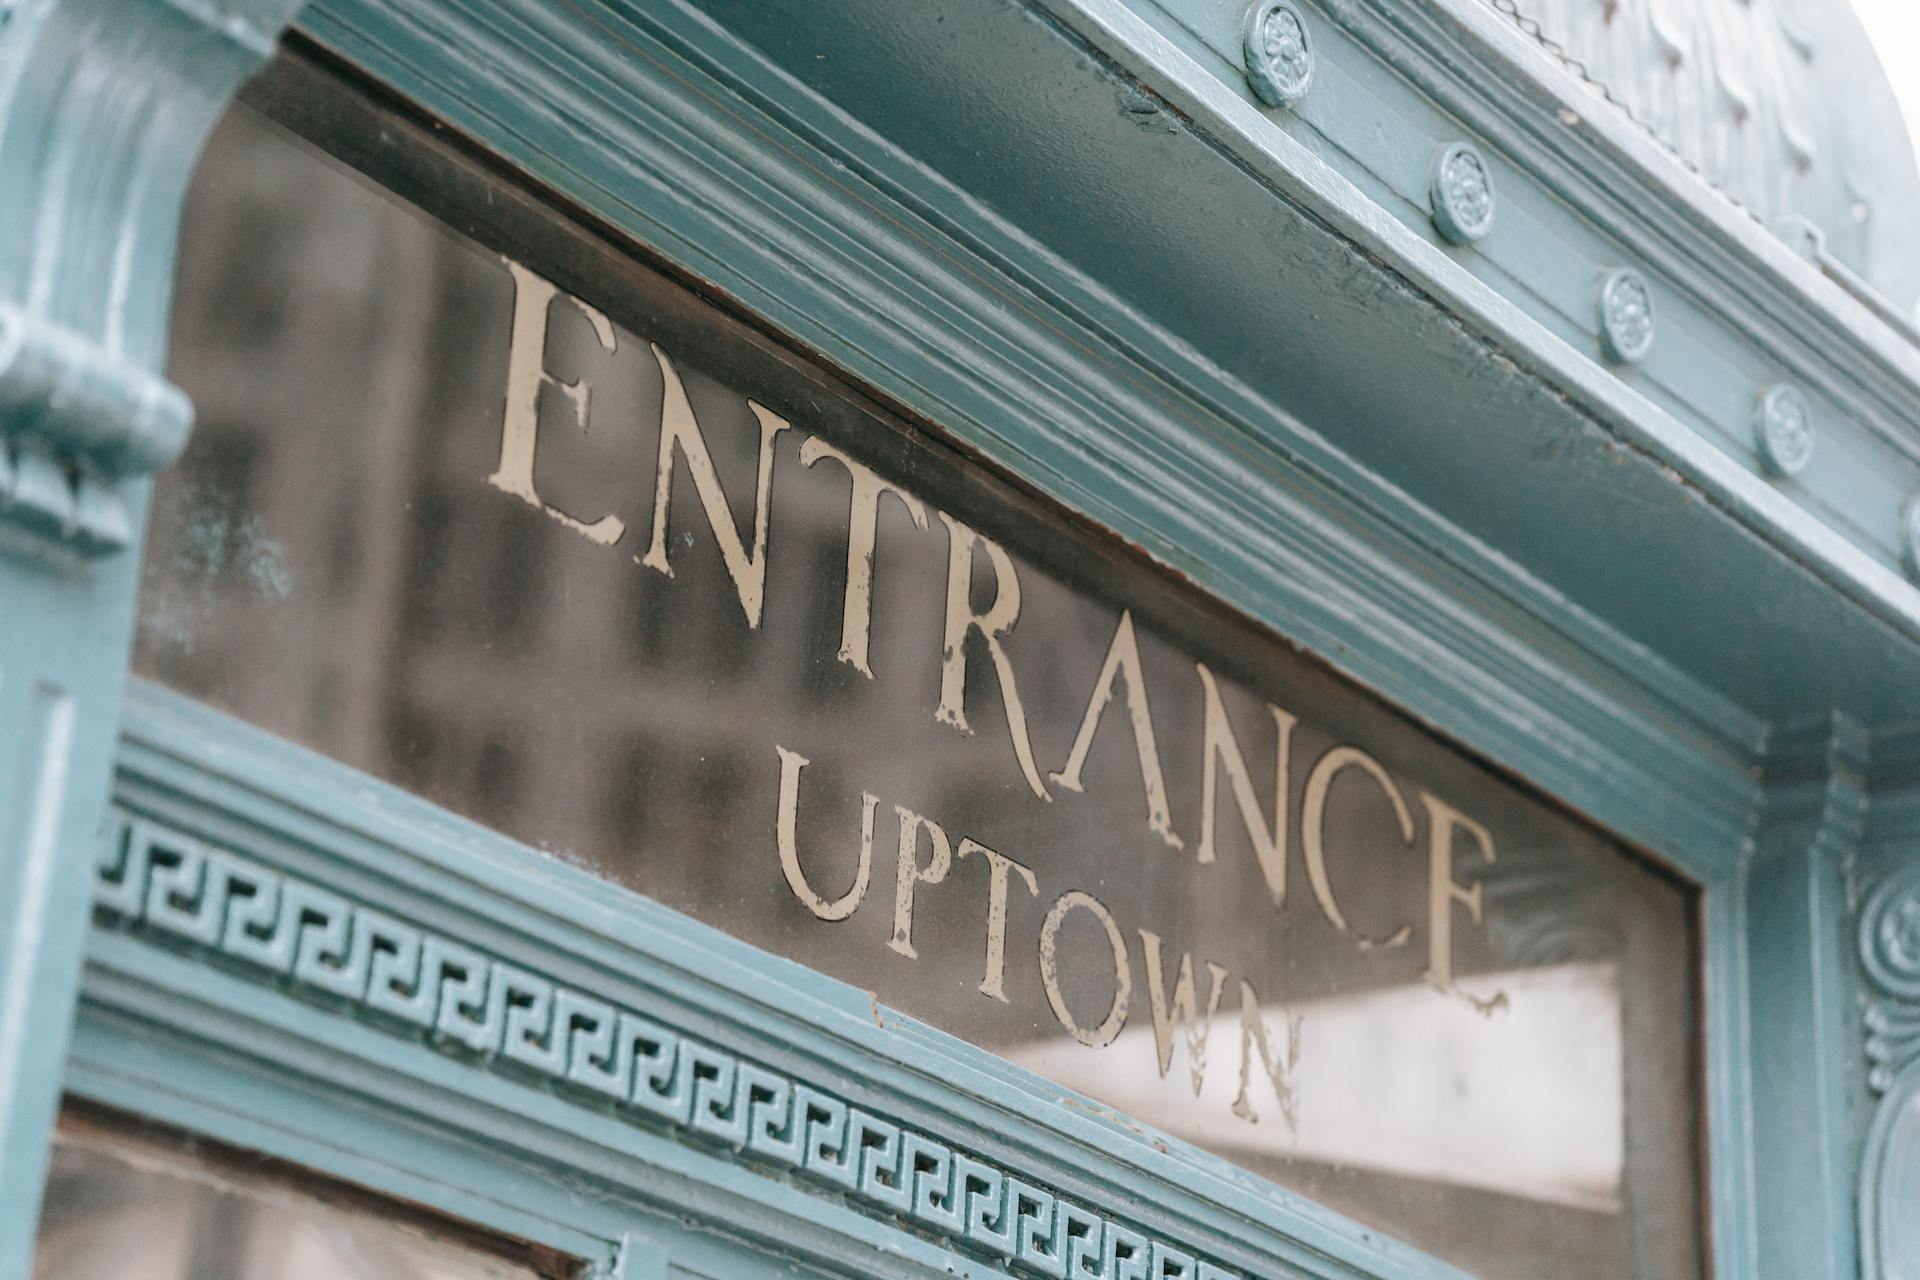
xmin=1853 ymin=0 xmax=1920 ymax=158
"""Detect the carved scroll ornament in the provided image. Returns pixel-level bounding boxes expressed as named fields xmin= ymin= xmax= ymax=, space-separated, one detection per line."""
xmin=1859 ymin=865 xmax=1920 ymax=1280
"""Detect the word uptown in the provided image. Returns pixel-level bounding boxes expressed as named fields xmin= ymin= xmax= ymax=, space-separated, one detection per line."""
xmin=487 ymin=260 xmax=1499 ymax=1126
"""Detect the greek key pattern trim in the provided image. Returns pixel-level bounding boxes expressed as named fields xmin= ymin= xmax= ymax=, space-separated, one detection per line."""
xmin=93 ymin=808 xmax=1245 ymax=1280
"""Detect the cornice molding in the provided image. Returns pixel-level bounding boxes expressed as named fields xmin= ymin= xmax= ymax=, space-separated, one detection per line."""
xmin=1319 ymin=0 xmax=1920 ymax=473
xmin=1039 ymin=0 xmax=1920 ymax=675
xmin=1752 ymin=720 xmax=1871 ymax=941
xmin=0 ymin=0 xmax=304 ymax=558
xmin=1761 ymin=713 xmax=1871 ymax=826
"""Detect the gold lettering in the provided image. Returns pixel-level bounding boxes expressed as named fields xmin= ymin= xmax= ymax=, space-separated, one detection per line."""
xmin=1139 ymin=930 xmax=1228 ymax=1095
xmin=888 ymin=807 xmax=953 ymax=959
xmin=490 ymin=258 xmax=625 ymax=545
xmin=799 ymin=437 xmax=928 ymax=676
xmin=1038 ymin=890 xmax=1132 ymax=1048
xmin=1050 ymin=610 xmax=1181 ymax=848
xmin=1300 ymin=745 xmax=1415 ymax=932
xmin=1231 ymin=980 xmax=1299 ymax=1128
xmin=640 ymin=343 xmax=789 ymax=627
xmin=772 ymin=746 xmax=875 ymax=921
xmin=957 ymin=839 xmax=1039 ymax=1002
xmin=935 ymin=514 xmax=1052 ymax=802
xmin=1419 ymin=792 xmax=1497 ymax=991
xmin=1195 ymin=663 xmax=1297 ymax=904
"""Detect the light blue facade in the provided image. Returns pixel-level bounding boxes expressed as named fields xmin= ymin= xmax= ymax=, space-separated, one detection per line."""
xmin=2 ymin=0 xmax=1918 ymax=1278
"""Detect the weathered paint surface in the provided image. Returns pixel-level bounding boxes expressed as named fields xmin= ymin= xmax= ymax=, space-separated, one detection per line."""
xmin=0 ymin=0 xmax=305 ymax=1273
xmin=0 ymin=0 xmax=1912 ymax=1279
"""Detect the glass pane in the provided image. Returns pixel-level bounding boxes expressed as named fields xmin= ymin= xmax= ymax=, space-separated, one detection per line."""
xmin=139 ymin=54 xmax=1704 ymax=1279
xmin=34 ymin=1127 xmax=546 ymax=1280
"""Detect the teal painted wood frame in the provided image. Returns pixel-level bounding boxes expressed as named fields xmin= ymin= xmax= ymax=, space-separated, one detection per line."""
xmin=267 ymin=2 xmax=1910 ymax=1275
xmin=77 ymin=682 xmax=1459 ymax=1280
xmin=0 ymin=0 xmax=305 ymax=1270
xmin=0 ymin=0 xmax=1912 ymax=1278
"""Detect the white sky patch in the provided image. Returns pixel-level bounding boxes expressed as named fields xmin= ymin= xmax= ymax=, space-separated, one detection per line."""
xmin=1853 ymin=0 xmax=1920 ymax=172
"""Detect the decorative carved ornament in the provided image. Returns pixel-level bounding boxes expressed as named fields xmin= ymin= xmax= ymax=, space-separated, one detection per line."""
xmin=94 ymin=807 xmax=1245 ymax=1280
xmin=1595 ymin=268 xmax=1655 ymax=366
xmin=1428 ymin=142 xmax=1496 ymax=246
xmin=1752 ymin=383 xmax=1814 ymax=479
xmin=0 ymin=309 xmax=189 ymax=554
xmin=1242 ymin=1 xmax=1314 ymax=109
xmin=1859 ymin=865 xmax=1920 ymax=1280
xmin=0 ymin=0 xmax=304 ymax=558
xmin=1863 ymin=870 xmax=1920 ymax=1090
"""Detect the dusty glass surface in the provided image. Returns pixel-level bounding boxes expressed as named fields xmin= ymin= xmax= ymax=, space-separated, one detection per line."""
xmin=34 ymin=1127 xmax=543 ymax=1279
xmin=140 ymin=57 xmax=1705 ymax=1280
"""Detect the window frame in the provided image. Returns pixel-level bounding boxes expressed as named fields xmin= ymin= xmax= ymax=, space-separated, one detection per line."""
xmin=70 ymin=23 xmax=1731 ymax=1280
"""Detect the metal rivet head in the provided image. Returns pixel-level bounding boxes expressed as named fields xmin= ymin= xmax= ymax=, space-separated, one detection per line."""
xmin=1596 ymin=268 xmax=1655 ymax=364
xmin=1754 ymin=383 xmax=1814 ymax=477
xmin=1902 ymin=496 xmax=1920 ymax=577
xmin=1430 ymin=142 xmax=1496 ymax=244
xmin=1243 ymin=1 xmax=1314 ymax=108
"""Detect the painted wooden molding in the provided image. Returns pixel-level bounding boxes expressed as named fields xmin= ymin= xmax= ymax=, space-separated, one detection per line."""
xmin=1312 ymin=0 xmax=1920 ymax=492
xmin=0 ymin=4 xmax=307 ymax=1274
xmin=0 ymin=307 xmax=186 ymax=553
xmin=0 ymin=0 xmax=303 ymax=557
xmin=1745 ymin=715 xmax=1870 ymax=1280
xmin=94 ymin=805 xmax=1246 ymax=1280
xmin=1103 ymin=0 xmax=1920 ymax=648
xmin=594 ymin=1233 xmax=669 ymax=1280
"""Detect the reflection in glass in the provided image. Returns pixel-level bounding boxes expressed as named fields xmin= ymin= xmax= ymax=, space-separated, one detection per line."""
xmin=34 ymin=1129 xmax=543 ymax=1280
xmin=140 ymin=59 xmax=1706 ymax=1280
